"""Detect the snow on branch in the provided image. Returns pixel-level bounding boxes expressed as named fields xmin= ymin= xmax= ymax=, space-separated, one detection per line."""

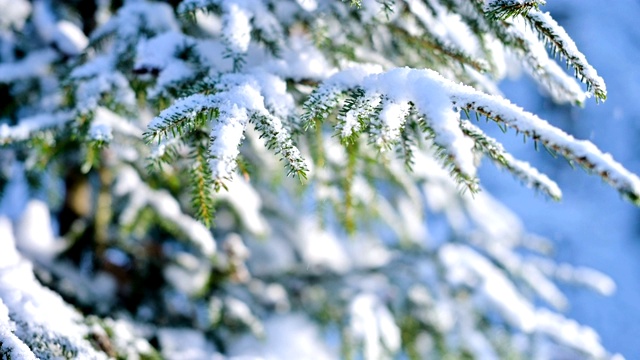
xmin=523 ymin=9 xmax=607 ymax=101
xmin=450 ymin=83 xmax=640 ymax=203
xmin=0 ymin=219 xmax=107 ymax=359
xmin=303 ymin=66 xmax=640 ymax=202
xmin=251 ymin=113 xmax=308 ymax=178
xmin=90 ymin=1 xmax=178 ymax=45
xmin=349 ymin=293 xmax=401 ymax=359
xmin=403 ymin=0 xmax=491 ymax=74
xmin=145 ymin=74 xmax=308 ymax=191
xmin=451 ymin=0 xmax=587 ymax=104
xmin=178 ymin=0 xmax=285 ymax=69
xmin=0 ymin=112 xmax=73 ymax=145
xmin=486 ymin=0 xmax=606 ymax=101
xmin=503 ymin=17 xmax=589 ymax=104
xmin=460 ymin=120 xmax=562 ymax=199
xmin=208 ymin=101 xmax=249 ymax=186
xmin=439 ymin=243 xmax=608 ymax=358
xmin=0 ymin=49 xmax=58 ymax=84
xmin=145 ymin=93 xmax=217 ymax=143
xmin=302 ymin=66 xmax=478 ymax=190
xmin=88 ymin=1 xmax=179 ymax=68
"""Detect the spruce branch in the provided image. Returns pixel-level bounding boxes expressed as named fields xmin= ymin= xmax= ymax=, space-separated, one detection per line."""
xmin=147 ymin=74 xmax=308 ymax=196
xmin=485 ymin=1 xmax=606 ymax=101
xmin=485 ymin=0 xmax=545 ymax=20
xmin=188 ymin=131 xmax=216 ymax=227
xmin=146 ymin=137 xmax=185 ymax=172
xmin=373 ymin=99 xmax=411 ymax=151
xmin=419 ymin=119 xmax=480 ymax=193
xmin=144 ymin=94 xmax=217 ymax=143
xmin=439 ymin=0 xmax=589 ymax=104
xmin=460 ymin=119 xmax=561 ymax=199
xmin=179 ymin=0 xmax=284 ymax=57
xmin=523 ymin=9 xmax=607 ymax=101
xmin=114 ymin=167 xmax=217 ymax=256
xmin=0 ymin=113 xmax=73 ymax=145
xmin=306 ymin=66 xmax=638 ymax=202
xmin=336 ymin=89 xmax=383 ymax=146
xmin=301 ymin=87 xmax=346 ymax=130
xmin=487 ymin=17 xmax=588 ymax=104
xmin=302 ymin=67 xmax=479 ymax=189
xmin=451 ymin=92 xmax=640 ymax=203
xmin=87 ymin=1 xmax=178 ymax=69
xmin=388 ymin=24 xmax=490 ymax=74
xmin=250 ymin=114 xmax=308 ymax=179
xmin=397 ymin=125 xmax=417 ymax=171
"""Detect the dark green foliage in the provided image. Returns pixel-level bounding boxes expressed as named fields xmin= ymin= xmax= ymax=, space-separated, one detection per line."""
xmin=188 ymin=131 xmax=216 ymax=227
xmin=486 ymin=0 xmax=545 ymax=20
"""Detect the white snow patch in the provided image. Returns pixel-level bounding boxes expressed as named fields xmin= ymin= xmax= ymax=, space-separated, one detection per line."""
xmin=350 ymin=293 xmax=401 ymax=360
xmin=294 ymin=218 xmax=350 ymax=273
xmin=0 ymin=49 xmax=58 ymax=84
xmin=229 ymin=314 xmax=336 ymax=360
xmin=53 ymin=20 xmax=88 ymax=56
xmin=0 ymin=0 xmax=31 ymax=29
xmin=216 ymin=176 xmax=268 ymax=235
xmin=158 ymin=328 xmax=221 ymax=360
xmin=222 ymin=2 xmax=252 ymax=54
xmin=15 ymin=200 xmax=63 ymax=263
xmin=0 ymin=217 xmax=20 ymax=268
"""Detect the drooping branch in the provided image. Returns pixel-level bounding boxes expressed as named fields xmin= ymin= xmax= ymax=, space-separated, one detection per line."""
xmin=303 ymin=66 xmax=639 ymax=202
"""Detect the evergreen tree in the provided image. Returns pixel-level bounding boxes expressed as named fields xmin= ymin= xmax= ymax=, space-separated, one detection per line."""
xmin=0 ymin=0 xmax=634 ymax=358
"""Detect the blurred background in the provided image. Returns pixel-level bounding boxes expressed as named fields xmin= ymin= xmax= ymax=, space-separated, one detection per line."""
xmin=481 ymin=1 xmax=640 ymax=357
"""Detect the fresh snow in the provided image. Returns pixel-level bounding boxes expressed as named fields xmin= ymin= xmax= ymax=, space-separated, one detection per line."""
xmin=526 ymin=9 xmax=606 ymax=98
xmin=228 ymin=314 xmax=336 ymax=360
xmin=0 ymin=217 xmax=107 ymax=359
xmin=53 ymin=20 xmax=88 ymax=56
xmin=349 ymin=293 xmax=401 ymax=360
xmin=0 ymin=0 xmax=636 ymax=358
xmin=0 ymin=0 xmax=30 ymax=29
xmin=507 ymin=16 xmax=588 ymax=104
xmin=309 ymin=65 xmax=639 ymax=194
xmin=0 ymin=112 xmax=71 ymax=144
xmin=0 ymin=49 xmax=58 ymax=84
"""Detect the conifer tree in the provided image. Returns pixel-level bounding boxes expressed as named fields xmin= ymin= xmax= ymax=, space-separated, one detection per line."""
xmin=0 ymin=0 xmax=634 ymax=358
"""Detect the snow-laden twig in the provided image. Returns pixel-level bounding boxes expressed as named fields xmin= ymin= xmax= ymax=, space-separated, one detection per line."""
xmin=0 ymin=49 xmax=58 ymax=84
xmin=146 ymin=74 xmax=307 ymax=188
xmin=0 ymin=112 xmax=73 ymax=145
xmin=303 ymin=66 xmax=638 ymax=201
xmin=0 ymin=219 xmax=108 ymax=359
xmin=486 ymin=0 xmax=606 ymax=101
xmin=450 ymin=79 xmax=640 ymax=202
xmin=524 ymin=9 xmax=607 ymax=100
xmin=460 ymin=120 xmax=561 ymax=199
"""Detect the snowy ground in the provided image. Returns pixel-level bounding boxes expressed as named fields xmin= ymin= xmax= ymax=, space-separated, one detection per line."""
xmin=481 ymin=1 xmax=640 ymax=357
